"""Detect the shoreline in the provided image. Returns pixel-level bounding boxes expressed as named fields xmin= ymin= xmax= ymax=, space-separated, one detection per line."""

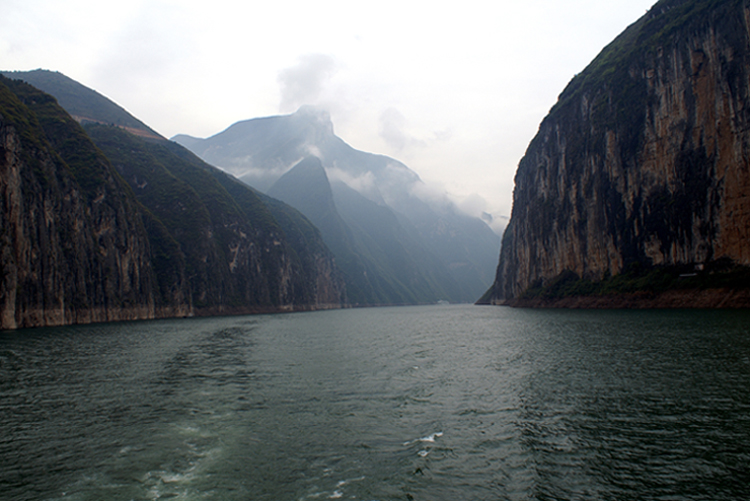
xmin=498 ymin=288 xmax=750 ymax=309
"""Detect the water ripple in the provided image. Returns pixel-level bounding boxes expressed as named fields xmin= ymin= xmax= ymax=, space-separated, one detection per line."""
xmin=1 ymin=307 xmax=749 ymax=500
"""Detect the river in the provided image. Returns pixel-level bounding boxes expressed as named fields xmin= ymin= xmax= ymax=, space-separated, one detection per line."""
xmin=1 ymin=305 xmax=749 ymax=500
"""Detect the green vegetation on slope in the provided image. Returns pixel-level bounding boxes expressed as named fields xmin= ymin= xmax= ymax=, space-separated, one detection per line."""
xmin=0 ymin=76 xmax=159 ymax=320
xmin=84 ymin=123 xmax=342 ymax=309
xmin=1 ymin=73 xmax=344 ymax=323
xmin=553 ymin=0 xmax=739 ymax=115
xmin=1 ymin=70 xmax=162 ymax=138
xmin=3 ymin=77 xmax=134 ymax=203
xmin=521 ymin=260 xmax=750 ymax=300
xmin=85 ymin=124 xmax=267 ymax=308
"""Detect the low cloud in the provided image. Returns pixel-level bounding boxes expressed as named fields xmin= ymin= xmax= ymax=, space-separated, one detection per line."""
xmin=328 ymin=167 xmax=377 ymax=194
xmin=409 ymin=179 xmax=449 ymax=207
xmin=277 ymin=54 xmax=338 ymax=113
xmin=378 ymin=107 xmax=427 ymax=152
xmin=453 ymin=192 xmax=508 ymax=235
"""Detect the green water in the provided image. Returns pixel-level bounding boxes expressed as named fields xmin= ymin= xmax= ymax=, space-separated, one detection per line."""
xmin=1 ymin=305 xmax=749 ymax=500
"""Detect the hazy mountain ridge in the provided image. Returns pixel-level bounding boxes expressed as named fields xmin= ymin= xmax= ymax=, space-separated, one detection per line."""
xmin=486 ymin=0 xmax=750 ymax=308
xmin=266 ymin=157 xmax=458 ymax=304
xmin=0 ymin=72 xmax=344 ymax=329
xmin=1 ymin=70 xmax=163 ymax=140
xmin=174 ymin=107 xmax=500 ymax=304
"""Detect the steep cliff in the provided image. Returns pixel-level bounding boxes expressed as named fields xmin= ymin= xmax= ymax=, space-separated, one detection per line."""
xmin=489 ymin=0 xmax=750 ymax=306
xmin=20 ymin=69 xmax=347 ymax=311
xmin=0 ymin=76 xmax=158 ymax=329
xmin=1 ymin=73 xmax=344 ymax=330
xmin=84 ymin=124 xmax=345 ymax=314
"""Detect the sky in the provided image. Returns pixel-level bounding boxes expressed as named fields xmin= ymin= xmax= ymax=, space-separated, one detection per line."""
xmin=1 ymin=0 xmax=657 ymax=233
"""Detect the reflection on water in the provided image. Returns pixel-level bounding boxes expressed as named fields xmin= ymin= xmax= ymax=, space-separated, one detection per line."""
xmin=1 ymin=306 xmax=749 ymax=500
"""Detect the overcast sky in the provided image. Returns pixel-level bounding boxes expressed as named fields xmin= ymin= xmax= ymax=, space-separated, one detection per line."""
xmin=2 ymin=0 xmax=656 ymax=230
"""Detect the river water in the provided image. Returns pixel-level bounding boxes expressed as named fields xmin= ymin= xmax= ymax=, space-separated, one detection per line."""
xmin=1 ymin=305 xmax=749 ymax=500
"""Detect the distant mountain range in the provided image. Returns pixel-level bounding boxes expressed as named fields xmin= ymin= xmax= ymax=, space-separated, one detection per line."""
xmin=174 ymin=107 xmax=500 ymax=304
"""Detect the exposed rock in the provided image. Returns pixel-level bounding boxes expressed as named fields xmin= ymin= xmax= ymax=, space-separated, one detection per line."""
xmin=489 ymin=0 xmax=750 ymax=307
xmin=0 ymin=74 xmax=344 ymax=330
xmin=1 ymin=77 xmax=158 ymax=329
xmin=84 ymin=124 xmax=346 ymax=315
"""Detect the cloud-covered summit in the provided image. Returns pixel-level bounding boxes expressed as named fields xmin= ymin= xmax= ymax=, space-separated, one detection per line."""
xmin=277 ymin=54 xmax=339 ymax=113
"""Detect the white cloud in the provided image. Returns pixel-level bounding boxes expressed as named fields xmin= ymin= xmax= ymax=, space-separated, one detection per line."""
xmin=378 ymin=107 xmax=427 ymax=152
xmin=304 ymin=144 xmax=324 ymax=160
xmin=327 ymin=168 xmax=378 ymax=195
xmin=1 ymin=0 xmax=658 ymax=224
xmin=277 ymin=54 xmax=339 ymax=113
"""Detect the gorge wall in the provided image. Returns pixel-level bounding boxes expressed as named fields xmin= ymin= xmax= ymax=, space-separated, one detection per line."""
xmin=1 ymin=75 xmax=344 ymax=330
xmin=490 ymin=0 xmax=750 ymax=305
xmin=1 ymin=79 xmax=158 ymax=329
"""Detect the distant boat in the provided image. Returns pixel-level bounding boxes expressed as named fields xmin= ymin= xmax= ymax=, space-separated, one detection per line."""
xmin=436 ymin=300 xmax=450 ymax=306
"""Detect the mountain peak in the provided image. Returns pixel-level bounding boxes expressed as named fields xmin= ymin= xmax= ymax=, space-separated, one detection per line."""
xmin=293 ymin=105 xmax=334 ymax=136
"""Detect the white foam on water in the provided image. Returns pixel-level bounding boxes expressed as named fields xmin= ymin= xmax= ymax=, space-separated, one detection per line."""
xmin=336 ymin=476 xmax=365 ymax=488
xmin=160 ymin=472 xmax=189 ymax=484
xmin=421 ymin=431 xmax=443 ymax=442
xmin=174 ymin=424 xmax=201 ymax=435
xmin=403 ymin=431 xmax=444 ymax=446
xmin=418 ymin=450 xmax=430 ymax=457
xmin=329 ymin=490 xmax=343 ymax=499
xmin=140 ymin=468 xmax=196 ymax=500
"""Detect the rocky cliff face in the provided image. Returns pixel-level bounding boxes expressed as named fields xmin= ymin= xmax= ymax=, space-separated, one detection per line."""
xmin=490 ymin=0 xmax=750 ymax=303
xmin=192 ymin=152 xmax=346 ymax=311
xmin=1 ymin=78 xmax=158 ymax=329
xmin=1 ymin=74 xmax=344 ymax=330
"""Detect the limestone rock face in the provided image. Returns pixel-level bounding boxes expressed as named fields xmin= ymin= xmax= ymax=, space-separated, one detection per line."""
xmin=1 ymin=75 xmax=344 ymax=330
xmin=0 ymin=81 xmax=157 ymax=329
xmin=491 ymin=0 xmax=750 ymax=302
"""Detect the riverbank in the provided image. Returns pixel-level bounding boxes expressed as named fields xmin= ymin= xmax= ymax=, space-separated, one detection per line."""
xmin=499 ymin=288 xmax=750 ymax=309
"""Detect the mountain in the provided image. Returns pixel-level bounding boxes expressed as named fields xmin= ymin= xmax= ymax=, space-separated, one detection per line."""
xmin=174 ymin=107 xmax=500 ymax=304
xmin=485 ymin=0 xmax=750 ymax=308
xmin=84 ymin=125 xmax=344 ymax=312
xmin=0 ymin=72 xmax=344 ymax=329
xmin=1 ymin=69 xmax=163 ymax=140
xmin=1 ymin=75 xmax=160 ymax=328
xmin=267 ymin=157 xmax=456 ymax=304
